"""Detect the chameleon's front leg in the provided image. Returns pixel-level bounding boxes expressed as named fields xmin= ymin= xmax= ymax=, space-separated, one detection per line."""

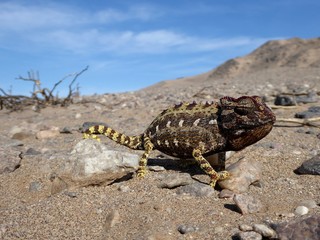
xmin=137 ymin=135 xmax=154 ymax=178
xmin=192 ymin=149 xmax=230 ymax=188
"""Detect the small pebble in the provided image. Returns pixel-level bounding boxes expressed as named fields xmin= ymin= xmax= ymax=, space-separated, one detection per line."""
xmin=36 ymin=129 xmax=60 ymax=139
xmin=236 ymin=231 xmax=262 ymax=240
xmin=75 ymin=113 xmax=82 ymax=119
xmin=295 ymin=154 xmax=320 ymax=175
xmin=29 ymin=181 xmax=42 ymax=192
xmin=295 ymin=206 xmax=309 ymax=215
xmin=239 ymin=224 xmax=253 ymax=231
xmin=214 ymin=226 xmax=224 ymax=234
xmin=274 ymin=95 xmax=296 ymax=106
xmin=64 ymin=191 xmax=77 ymax=198
xmin=176 ymin=182 xmax=215 ymax=197
xmin=118 ymin=185 xmax=130 ymax=193
xmin=278 ymin=212 xmax=295 ymax=218
xmin=219 ymin=189 xmax=235 ymax=199
xmin=60 ymin=127 xmax=73 ymax=134
xmin=233 ymin=194 xmax=264 ymax=214
xmin=158 ymin=173 xmax=194 ymax=189
xmin=177 ymin=225 xmax=198 ymax=234
xmin=253 ymin=224 xmax=277 ymax=238
xmin=148 ymin=166 xmax=166 ymax=172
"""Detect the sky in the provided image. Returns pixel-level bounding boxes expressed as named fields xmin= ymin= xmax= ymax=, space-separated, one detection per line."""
xmin=0 ymin=0 xmax=319 ymax=96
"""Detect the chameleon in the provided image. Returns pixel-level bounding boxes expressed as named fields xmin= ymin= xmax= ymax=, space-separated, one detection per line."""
xmin=83 ymin=96 xmax=276 ymax=188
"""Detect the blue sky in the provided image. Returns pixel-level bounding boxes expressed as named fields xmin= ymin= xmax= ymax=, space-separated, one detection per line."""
xmin=0 ymin=0 xmax=319 ymax=96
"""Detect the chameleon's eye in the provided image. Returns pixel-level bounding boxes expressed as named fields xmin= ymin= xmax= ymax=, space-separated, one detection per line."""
xmin=234 ymin=107 xmax=249 ymax=116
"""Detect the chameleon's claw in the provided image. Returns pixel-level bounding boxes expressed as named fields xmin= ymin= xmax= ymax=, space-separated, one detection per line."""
xmin=136 ymin=169 xmax=147 ymax=178
xmin=217 ymin=170 xmax=230 ymax=181
xmin=209 ymin=170 xmax=230 ymax=188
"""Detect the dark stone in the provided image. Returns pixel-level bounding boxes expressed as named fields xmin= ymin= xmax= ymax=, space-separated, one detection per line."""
xmin=176 ymin=182 xmax=215 ymax=197
xmin=60 ymin=127 xmax=73 ymax=134
xmin=274 ymin=215 xmax=320 ymax=240
xmin=29 ymin=181 xmax=42 ymax=192
xmin=295 ymin=106 xmax=320 ymax=119
xmin=64 ymin=191 xmax=77 ymax=198
xmin=296 ymin=92 xmax=319 ymax=104
xmin=233 ymin=194 xmax=264 ymax=214
xmin=0 ymin=147 xmax=22 ymax=174
xmin=274 ymin=95 xmax=296 ymax=106
xmin=295 ymin=154 xmax=320 ymax=175
xmin=24 ymin=148 xmax=41 ymax=155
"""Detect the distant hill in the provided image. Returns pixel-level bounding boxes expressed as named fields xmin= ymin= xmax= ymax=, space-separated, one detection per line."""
xmin=142 ymin=37 xmax=320 ymax=92
xmin=208 ymin=37 xmax=320 ymax=79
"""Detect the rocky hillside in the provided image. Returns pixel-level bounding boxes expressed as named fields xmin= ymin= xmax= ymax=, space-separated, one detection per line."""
xmin=209 ymin=37 xmax=320 ymax=79
xmin=142 ymin=37 xmax=320 ymax=99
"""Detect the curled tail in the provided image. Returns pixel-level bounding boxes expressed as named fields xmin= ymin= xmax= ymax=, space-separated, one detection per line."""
xmin=83 ymin=125 xmax=144 ymax=150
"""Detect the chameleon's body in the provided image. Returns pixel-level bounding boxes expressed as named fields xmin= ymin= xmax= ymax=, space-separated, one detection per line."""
xmin=83 ymin=96 xmax=276 ymax=187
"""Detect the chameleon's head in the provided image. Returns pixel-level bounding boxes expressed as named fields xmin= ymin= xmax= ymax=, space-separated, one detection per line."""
xmin=219 ymin=96 xmax=276 ymax=151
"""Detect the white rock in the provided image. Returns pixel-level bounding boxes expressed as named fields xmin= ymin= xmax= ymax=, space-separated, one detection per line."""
xmin=237 ymin=231 xmax=262 ymax=240
xmin=295 ymin=206 xmax=309 ymax=216
xmin=36 ymin=129 xmax=60 ymax=139
xmin=253 ymin=224 xmax=277 ymax=238
xmin=239 ymin=224 xmax=253 ymax=231
xmin=75 ymin=113 xmax=82 ymax=119
xmin=57 ymin=139 xmax=140 ymax=189
xmin=148 ymin=165 xmax=166 ymax=172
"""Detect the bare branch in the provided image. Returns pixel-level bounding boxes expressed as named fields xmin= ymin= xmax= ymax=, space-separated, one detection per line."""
xmin=275 ymin=117 xmax=320 ymax=128
xmin=48 ymin=73 xmax=74 ymax=98
xmin=270 ymin=105 xmax=298 ymax=109
xmin=68 ymin=66 xmax=89 ymax=96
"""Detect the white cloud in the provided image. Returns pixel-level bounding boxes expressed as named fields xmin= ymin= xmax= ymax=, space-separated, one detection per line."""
xmin=0 ymin=2 xmax=84 ymax=31
xmin=0 ymin=2 xmax=158 ymax=31
xmin=0 ymin=2 xmax=269 ymax=56
xmin=95 ymin=5 xmax=158 ymax=23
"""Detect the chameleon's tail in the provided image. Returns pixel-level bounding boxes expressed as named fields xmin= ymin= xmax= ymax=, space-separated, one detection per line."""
xmin=83 ymin=125 xmax=144 ymax=150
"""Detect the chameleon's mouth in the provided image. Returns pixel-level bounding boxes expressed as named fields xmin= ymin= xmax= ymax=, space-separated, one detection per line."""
xmin=228 ymin=123 xmax=274 ymax=150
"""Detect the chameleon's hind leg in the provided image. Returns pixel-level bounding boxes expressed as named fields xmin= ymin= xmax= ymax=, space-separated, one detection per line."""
xmin=192 ymin=149 xmax=230 ymax=188
xmin=137 ymin=135 xmax=154 ymax=178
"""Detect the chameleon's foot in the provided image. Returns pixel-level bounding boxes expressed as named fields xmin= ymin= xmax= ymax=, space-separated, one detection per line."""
xmin=217 ymin=170 xmax=230 ymax=181
xmin=136 ymin=168 xmax=147 ymax=178
xmin=136 ymin=136 xmax=153 ymax=179
xmin=209 ymin=170 xmax=230 ymax=188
